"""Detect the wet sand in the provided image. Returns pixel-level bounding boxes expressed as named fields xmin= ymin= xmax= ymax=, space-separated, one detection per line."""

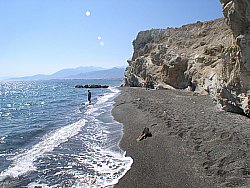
xmin=112 ymin=87 xmax=250 ymax=188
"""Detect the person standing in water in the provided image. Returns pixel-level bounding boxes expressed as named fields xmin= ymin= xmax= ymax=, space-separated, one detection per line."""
xmin=88 ymin=90 xmax=92 ymax=104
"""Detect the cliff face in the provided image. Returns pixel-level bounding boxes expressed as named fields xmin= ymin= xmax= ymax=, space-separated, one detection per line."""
xmin=124 ymin=1 xmax=250 ymax=116
xmin=220 ymin=0 xmax=250 ymax=115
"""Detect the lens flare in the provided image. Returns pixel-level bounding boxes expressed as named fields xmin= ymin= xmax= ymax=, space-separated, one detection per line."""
xmin=85 ymin=11 xmax=91 ymax=17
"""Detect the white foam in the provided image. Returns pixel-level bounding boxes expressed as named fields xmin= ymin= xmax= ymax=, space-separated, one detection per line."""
xmin=95 ymin=87 xmax=119 ymax=105
xmin=109 ymin=86 xmax=120 ymax=94
xmin=0 ymin=119 xmax=86 ymax=181
xmin=0 ymin=136 xmax=7 ymax=144
xmin=1 ymin=112 xmax=11 ymax=117
xmin=71 ymin=86 xmax=133 ymax=187
xmin=0 ymin=153 xmax=15 ymax=157
xmin=0 ymin=86 xmax=131 ymax=187
xmin=74 ymin=149 xmax=133 ymax=188
xmin=0 ymin=136 xmax=6 ymax=140
xmin=27 ymin=182 xmax=49 ymax=188
xmin=6 ymin=104 xmax=12 ymax=108
xmin=84 ymin=87 xmax=119 ymax=116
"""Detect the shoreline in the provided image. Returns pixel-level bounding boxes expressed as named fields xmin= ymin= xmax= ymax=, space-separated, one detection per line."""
xmin=112 ymin=87 xmax=250 ymax=187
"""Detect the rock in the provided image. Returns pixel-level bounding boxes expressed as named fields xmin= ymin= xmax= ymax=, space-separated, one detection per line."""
xmin=75 ymin=85 xmax=84 ymax=88
xmin=134 ymin=98 xmax=141 ymax=101
xmin=155 ymin=84 xmax=168 ymax=90
xmin=220 ymin=0 xmax=250 ymax=116
xmin=122 ymin=12 xmax=250 ymax=116
xmin=136 ymin=127 xmax=152 ymax=141
xmin=200 ymin=41 xmax=206 ymax=46
xmin=124 ymin=18 xmax=231 ymax=91
xmin=75 ymin=84 xmax=109 ymax=88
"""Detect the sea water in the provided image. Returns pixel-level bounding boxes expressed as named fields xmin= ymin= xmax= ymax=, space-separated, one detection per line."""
xmin=0 ymin=79 xmax=133 ymax=188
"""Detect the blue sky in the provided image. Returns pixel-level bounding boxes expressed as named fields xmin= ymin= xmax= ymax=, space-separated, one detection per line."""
xmin=0 ymin=0 xmax=223 ymax=77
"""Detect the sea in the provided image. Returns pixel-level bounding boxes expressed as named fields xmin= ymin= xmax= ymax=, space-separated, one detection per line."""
xmin=0 ymin=79 xmax=133 ymax=188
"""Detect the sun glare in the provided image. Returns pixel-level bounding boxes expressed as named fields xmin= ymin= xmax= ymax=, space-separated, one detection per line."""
xmin=85 ymin=11 xmax=91 ymax=17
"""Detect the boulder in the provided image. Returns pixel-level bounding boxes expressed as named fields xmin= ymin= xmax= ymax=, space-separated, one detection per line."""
xmin=75 ymin=84 xmax=109 ymax=88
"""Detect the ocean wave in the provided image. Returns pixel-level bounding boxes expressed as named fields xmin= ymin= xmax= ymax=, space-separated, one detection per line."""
xmin=0 ymin=83 xmax=132 ymax=187
xmin=0 ymin=119 xmax=86 ymax=181
xmin=72 ymin=150 xmax=133 ymax=187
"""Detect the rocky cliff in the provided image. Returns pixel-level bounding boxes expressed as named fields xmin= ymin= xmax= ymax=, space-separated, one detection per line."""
xmin=124 ymin=1 xmax=250 ymax=117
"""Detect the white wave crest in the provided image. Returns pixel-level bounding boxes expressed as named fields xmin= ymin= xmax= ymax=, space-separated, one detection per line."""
xmin=0 ymin=119 xmax=86 ymax=181
xmin=73 ymin=149 xmax=133 ymax=188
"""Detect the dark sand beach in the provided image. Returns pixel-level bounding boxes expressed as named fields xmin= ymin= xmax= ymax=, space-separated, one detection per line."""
xmin=112 ymin=87 xmax=250 ymax=188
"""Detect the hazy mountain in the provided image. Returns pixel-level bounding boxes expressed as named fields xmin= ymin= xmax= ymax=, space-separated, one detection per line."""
xmin=67 ymin=67 xmax=125 ymax=79
xmin=50 ymin=66 xmax=105 ymax=78
xmin=9 ymin=74 xmax=49 ymax=81
xmin=0 ymin=76 xmax=11 ymax=80
xmin=8 ymin=66 xmax=125 ymax=81
xmin=9 ymin=66 xmax=106 ymax=81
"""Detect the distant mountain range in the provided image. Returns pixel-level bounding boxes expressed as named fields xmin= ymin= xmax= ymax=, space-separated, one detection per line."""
xmin=8 ymin=66 xmax=125 ymax=81
xmin=68 ymin=67 xmax=125 ymax=79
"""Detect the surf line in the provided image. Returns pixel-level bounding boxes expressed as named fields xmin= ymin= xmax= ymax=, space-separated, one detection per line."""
xmin=0 ymin=119 xmax=86 ymax=181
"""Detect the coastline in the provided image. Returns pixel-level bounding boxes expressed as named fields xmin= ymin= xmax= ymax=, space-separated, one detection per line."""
xmin=112 ymin=87 xmax=250 ymax=188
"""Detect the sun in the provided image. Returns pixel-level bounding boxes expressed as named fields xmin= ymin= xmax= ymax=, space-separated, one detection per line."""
xmin=85 ymin=11 xmax=91 ymax=17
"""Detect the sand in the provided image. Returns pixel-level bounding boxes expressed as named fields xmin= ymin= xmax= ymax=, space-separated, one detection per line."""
xmin=112 ymin=87 xmax=250 ymax=188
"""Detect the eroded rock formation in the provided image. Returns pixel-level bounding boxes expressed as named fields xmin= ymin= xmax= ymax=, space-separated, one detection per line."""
xmin=220 ymin=0 xmax=250 ymax=115
xmin=124 ymin=1 xmax=250 ymax=116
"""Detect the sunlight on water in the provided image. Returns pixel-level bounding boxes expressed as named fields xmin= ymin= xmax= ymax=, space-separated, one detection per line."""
xmin=0 ymin=80 xmax=133 ymax=188
xmin=0 ymin=119 xmax=86 ymax=180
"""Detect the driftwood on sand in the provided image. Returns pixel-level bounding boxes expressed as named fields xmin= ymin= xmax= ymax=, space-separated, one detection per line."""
xmin=136 ymin=127 xmax=152 ymax=141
